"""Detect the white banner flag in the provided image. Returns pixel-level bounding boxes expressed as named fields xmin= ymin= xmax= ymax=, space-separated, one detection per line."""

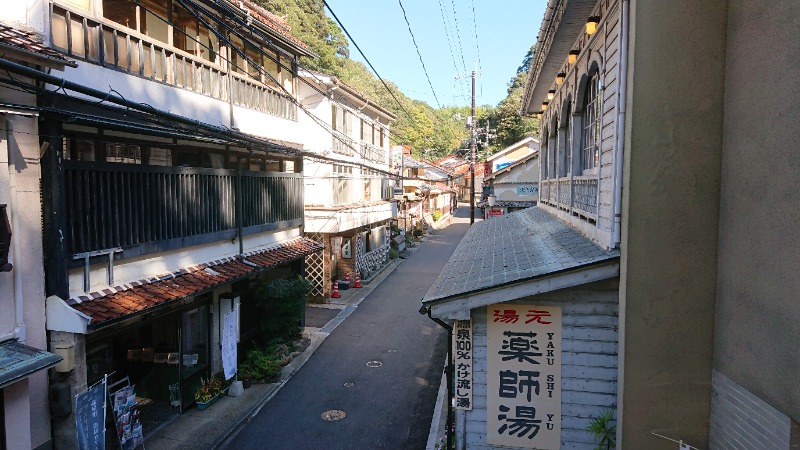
xmin=222 ymin=304 xmax=238 ymax=380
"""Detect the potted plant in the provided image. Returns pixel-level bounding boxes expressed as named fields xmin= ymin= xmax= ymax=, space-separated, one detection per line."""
xmin=194 ymin=373 xmax=229 ymax=410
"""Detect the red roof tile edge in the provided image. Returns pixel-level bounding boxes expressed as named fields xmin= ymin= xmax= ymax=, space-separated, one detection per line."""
xmin=0 ymin=22 xmax=76 ymax=66
xmin=70 ymin=237 xmax=323 ymax=328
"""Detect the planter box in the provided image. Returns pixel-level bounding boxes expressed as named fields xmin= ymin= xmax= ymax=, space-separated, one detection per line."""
xmin=195 ymin=387 xmax=228 ymax=411
xmin=196 ymin=394 xmax=220 ymax=411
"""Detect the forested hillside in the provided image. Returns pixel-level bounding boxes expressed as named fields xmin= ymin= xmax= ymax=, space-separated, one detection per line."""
xmin=255 ymin=0 xmax=537 ymax=160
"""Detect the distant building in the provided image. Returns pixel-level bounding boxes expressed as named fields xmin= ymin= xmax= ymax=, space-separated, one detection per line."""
xmin=482 ymin=150 xmax=540 ymax=217
xmin=485 ymin=136 xmax=540 ymax=173
xmin=298 ymin=71 xmax=395 ymax=300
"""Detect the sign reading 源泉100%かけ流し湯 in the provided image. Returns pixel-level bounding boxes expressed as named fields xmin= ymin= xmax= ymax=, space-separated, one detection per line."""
xmin=453 ymin=318 xmax=473 ymax=410
xmin=486 ymin=304 xmax=561 ymax=449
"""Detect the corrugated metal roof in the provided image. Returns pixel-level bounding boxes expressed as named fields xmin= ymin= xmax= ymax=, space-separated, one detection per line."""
xmin=423 ymin=207 xmax=618 ymax=303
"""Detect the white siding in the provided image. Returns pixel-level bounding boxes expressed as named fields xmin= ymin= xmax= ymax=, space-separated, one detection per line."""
xmin=710 ymin=370 xmax=794 ymax=450
xmin=458 ymin=281 xmax=619 ymax=449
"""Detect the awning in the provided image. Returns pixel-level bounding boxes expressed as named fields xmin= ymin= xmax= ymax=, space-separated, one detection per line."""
xmin=0 ymin=340 xmax=62 ymax=389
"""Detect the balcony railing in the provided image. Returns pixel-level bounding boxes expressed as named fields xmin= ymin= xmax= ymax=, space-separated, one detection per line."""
xmin=332 ymin=132 xmax=356 ymax=157
xmin=361 ymin=143 xmax=386 ymax=163
xmin=51 ymin=5 xmax=297 ymax=120
xmin=63 ymin=160 xmax=303 ymax=258
xmin=539 ymin=176 xmax=598 ymax=220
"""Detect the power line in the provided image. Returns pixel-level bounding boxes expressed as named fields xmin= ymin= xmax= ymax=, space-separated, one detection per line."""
xmin=437 ymin=0 xmax=464 ymax=94
xmin=450 ymin=0 xmax=467 ymax=75
xmin=396 ymin=0 xmax=441 ymax=108
xmin=322 ymin=0 xmax=444 ymax=151
xmin=469 ymin=0 xmax=483 ymax=102
xmin=323 ymin=0 xmax=414 ymax=121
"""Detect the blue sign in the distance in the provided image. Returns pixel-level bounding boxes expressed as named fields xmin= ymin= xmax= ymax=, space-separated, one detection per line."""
xmin=76 ymin=379 xmax=106 ymax=450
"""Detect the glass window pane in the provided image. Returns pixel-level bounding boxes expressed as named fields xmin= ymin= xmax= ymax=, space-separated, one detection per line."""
xmin=117 ymin=34 xmax=129 ymax=70
xmin=102 ymin=28 xmax=115 ymax=65
xmin=281 ymin=67 xmax=293 ymax=95
xmin=142 ymin=6 xmax=168 ymax=43
xmin=130 ymin=38 xmax=141 ymax=73
xmin=103 ymin=0 xmax=136 ymax=30
xmin=52 ymin=9 xmax=69 ymax=50
xmin=70 ymin=16 xmax=85 ymax=57
xmin=263 ymin=51 xmax=278 ymax=87
xmin=198 ymin=22 xmax=219 ymax=63
xmin=245 ymin=42 xmax=261 ymax=79
xmin=155 ymin=48 xmax=165 ymax=81
xmin=142 ymin=43 xmax=153 ymax=77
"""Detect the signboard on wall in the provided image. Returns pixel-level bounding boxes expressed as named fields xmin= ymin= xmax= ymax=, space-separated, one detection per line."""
xmin=486 ymin=304 xmax=562 ymax=449
xmin=516 ymin=185 xmax=539 ymax=196
xmin=453 ymin=319 xmax=473 ymax=410
xmin=331 ymin=236 xmax=342 ymax=254
xmin=341 ymin=238 xmax=352 ymax=258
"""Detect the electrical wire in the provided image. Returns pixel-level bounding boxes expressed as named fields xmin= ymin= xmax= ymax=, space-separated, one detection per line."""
xmin=154 ymin=0 xmax=435 ymax=154
xmin=396 ymin=0 xmax=441 ymax=108
xmin=450 ymin=0 xmax=467 ymax=75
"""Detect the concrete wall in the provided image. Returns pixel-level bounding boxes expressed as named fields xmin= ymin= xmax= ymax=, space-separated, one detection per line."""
xmin=619 ymin=0 xmax=728 ymax=448
xmin=713 ymin=0 xmax=800 ymax=426
xmin=457 ymin=280 xmax=619 ymax=449
xmin=0 ymin=94 xmax=54 ymax=448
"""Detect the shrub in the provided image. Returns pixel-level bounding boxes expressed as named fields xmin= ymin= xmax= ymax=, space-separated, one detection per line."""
xmin=238 ymin=347 xmax=282 ymax=383
xmin=389 ymin=248 xmax=399 ymax=259
xmin=432 ymin=210 xmax=442 ymax=221
xmin=255 ymin=277 xmax=312 ymax=340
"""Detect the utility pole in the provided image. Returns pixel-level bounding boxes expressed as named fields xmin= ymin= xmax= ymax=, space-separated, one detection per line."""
xmin=470 ymin=70 xmax=476 ymax=225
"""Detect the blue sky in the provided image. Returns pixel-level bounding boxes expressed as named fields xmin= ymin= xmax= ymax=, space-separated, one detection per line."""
xmin=325 ymin=0 xmax=547 ymax=108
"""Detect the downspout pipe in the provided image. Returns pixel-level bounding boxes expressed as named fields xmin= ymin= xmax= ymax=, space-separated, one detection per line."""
xmin=420 ymin=304 xmax=453 ymax=450
xmin=612 ymin=0 xmax=630 ymax=249
xmin=1 ymin=119 xmax=26 ymax=343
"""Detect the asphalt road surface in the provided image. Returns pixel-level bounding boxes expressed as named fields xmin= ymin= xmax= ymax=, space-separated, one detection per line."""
xmin=223 ymin=206 xmax=474 ymax=449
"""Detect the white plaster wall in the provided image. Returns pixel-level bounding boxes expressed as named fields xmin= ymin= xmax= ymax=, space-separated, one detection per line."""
xmin=305 ymin=203 xmax=393 ymax=234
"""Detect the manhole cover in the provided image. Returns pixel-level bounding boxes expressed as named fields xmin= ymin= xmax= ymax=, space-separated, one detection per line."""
xmin=366 ymin=360 xmax=382 ymax=368
xmin=348 ymin=331 xmax=364 ymax=337
xmin=343 ymin=382 xmax=354 ymax=388
xmin=321 ymin=410 xmax=347 ymax=421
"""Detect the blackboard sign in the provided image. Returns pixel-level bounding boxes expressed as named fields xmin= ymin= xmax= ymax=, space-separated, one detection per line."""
xmin=76 ymin=378 xmax=106 ymax=450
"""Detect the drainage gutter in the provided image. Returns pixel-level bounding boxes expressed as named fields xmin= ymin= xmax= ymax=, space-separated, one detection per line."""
xmin=420 ymin=304 xmax=453 ymax=450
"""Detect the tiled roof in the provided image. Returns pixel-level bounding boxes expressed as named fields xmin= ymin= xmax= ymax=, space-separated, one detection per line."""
xmin=0 ymin=23 xmax=76 ymax=67
xmin=423 ymin=207 xmax=619 ymax=303
xmin=239 ymin=0 xmax=309 ymax=52
xmin=70 ymin=237 xmax=322 ymax=328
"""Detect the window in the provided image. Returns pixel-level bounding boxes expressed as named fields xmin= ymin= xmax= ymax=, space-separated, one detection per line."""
xmin=581 ymin=72 xmax=602 ymax=172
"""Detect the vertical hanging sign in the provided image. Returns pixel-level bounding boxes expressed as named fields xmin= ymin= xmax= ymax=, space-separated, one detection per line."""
xmin=222 ymin=303 xmax=239 ymax=380
xmin=486 ymin=304 xmax=561 ymax=449
xmin=75 ymin=377 xmax=106 ymax=450
xmin=453 ymin=318 xmax=473 ymax=410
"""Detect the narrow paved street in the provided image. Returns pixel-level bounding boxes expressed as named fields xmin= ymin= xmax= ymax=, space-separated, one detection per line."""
xmin=223 ymin=207 xmax=474 ymax=449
